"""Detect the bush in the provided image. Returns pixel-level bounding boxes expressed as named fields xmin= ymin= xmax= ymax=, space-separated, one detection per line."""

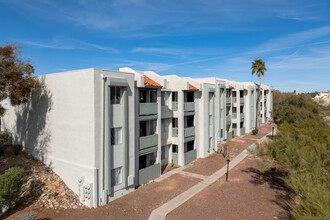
xmin=261 ymin=91 xmax=330 ymax=219
xmin=0 ymin=167 xmax=24 ymax=213
xmin=252 ymin=129 xmax=258 ymax=135
xmin=0 ymin=131 xmax=8 ymax=144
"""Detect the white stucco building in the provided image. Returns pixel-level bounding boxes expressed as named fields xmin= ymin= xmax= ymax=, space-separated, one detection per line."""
xmin=2 ymin=67 xmax=273 ymax=208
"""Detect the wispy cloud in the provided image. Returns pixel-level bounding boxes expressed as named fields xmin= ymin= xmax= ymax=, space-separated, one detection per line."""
xmin=2 ymin=0 xmax=328 ymax=36
xmin=18 ymin=36 xmax=119 ymax=53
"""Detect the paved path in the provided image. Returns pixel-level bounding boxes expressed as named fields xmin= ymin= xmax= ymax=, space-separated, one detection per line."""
xmin=149 ymin=130 xmax=274 ymax=220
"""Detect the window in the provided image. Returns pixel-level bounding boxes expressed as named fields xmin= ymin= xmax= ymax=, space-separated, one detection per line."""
xmin=111 ymin=87 xmax=122 ymax=104
xmin=233 ymin=123 xmax=237 ymax=128
xmin=209 ymin=115 xmax=212 ymax=125
xmin=186 ymin=141 xmax=194 ymax=152
xmin=226 ymin=89 xmax=231 ymax=97
xmin=111 ymin=167 xmax=122 ymax=187
xmin=221 ymin=129 xmax=223 ymax=138
xmin=111 ymin=127 xmax=122 ymax=145
xmin=149 ymin=120 xmax=157 ymax=135
xmin=172 ymin=92 xmax=178 ymax=102
xmin=232 ymin=91 xmax=237 ymax=97
xmin=140 ymin=90 xmax=146 ymax=103
xmin=150 ymin=90 xmax=157 ymax=103
xmin=172 ymin=145 xmax=178 ymax=153
xmin=186 ymin=92 xmax=194 ymax=102
xmin=186 ymin=115 xmax=194 ymax=128
xmin=233 ymin=107 xmax=237 ymax=113
xmin=140 ymin=121 xmax=147 ymax=137
xmin=139 ymin=152 xmax=157 ymax=169
xmin=172 ymin=118 xmax=178 ymax=128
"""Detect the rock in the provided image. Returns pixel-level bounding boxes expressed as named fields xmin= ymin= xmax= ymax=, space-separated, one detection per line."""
xmin=24 ymin=191 xmax=31 ymax=198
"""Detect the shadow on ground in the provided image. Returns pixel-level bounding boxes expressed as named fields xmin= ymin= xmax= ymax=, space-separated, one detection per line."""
xmin=242 ymin=167 xmax=293 ymax=219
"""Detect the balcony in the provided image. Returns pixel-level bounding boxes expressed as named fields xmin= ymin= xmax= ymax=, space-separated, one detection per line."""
xmin=184 ymin=126 xmax=195 ymax=138
xmin=139 ymin=163 xmax=160 ymax=185
xmin=140 ymin=103 xmax=157 ymax=115
xmin=139 ymin=134 xmax=158 ymax=150
xmin=233 ymin=97 xmax=237 ymax=103
xmin=232 ymin=128 xmax=237 ymax=136
xmin=172 ymin=101 xmax=178 ymax=111
xmin=226 ymin=115 xmax=231 ymax=124
xmin=227 ymin=131 xmax=232 ymax=140
xmin=184 ymin=102 xmax=195 ymax=111
xmin=240 ymin=127 xmax=245 ymax=135
xmin=172 ymin=128 xmax=178 ymax=137
xmin=184 ymin=149 xmax=197 ymax=165
xmin=226 ymin=97 xmax=231 ymax=105
xmin=232 ymin=113 xmax=237 ymax=119
xmin=240 ymin=113 xmax=244 ymax=121
xmin=240 ymin=97 xmax=244 ymax=104
xmin=172 ymin=152 xmax=178 ymax=165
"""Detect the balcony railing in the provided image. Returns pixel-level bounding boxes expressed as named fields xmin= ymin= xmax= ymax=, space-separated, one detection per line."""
xmin=232 ymin=128 xmax=237 ymax=136
xmin=139 ymin=103 xmax=157 ymax=115
xmin=233 ymin=97 xmax=237 ymax=103
xmin=184 ymin=126 xmax=195 ymax=138
xmin=232 ymin=113 xmax=237 ymax=119
xmin=139 ymin=134 xmax=158 ymax=150
xmin=172 ymin=101 xmax=178 ymax=111
xmin=227 ymin=131 xmax=232 ymax=140
xmin=172 ymin=128 xmax=178 ymax=137
xmin=226 ymin=115 xmax=231 ymax=124
xmin=240 ymin=113 xmax=244 ymax=121
xmin=184 ymin=102 xmax=195 ymax=111
xmin=184 ymin=149 xmax=197 ymax=165
xmin=139 ymin=163 xmax=160 ymax=185
xmin=226 ymin=97 xmax=231 ymax=105
xmin=240 ymin=127 xmax=245 ymax=135
xmin=240 ymin=97 xmax=244 ymax=104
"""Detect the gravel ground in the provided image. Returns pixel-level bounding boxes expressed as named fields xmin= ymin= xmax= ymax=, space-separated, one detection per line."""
xmin=166 ymin=155 xmax=291 ymax=220
xmin=184 ymin=123 xmax=276 ymax=176
xmin=6 ymin=174 xmax=201 ymax=220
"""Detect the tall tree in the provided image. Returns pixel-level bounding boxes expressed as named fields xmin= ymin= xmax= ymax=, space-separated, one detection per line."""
xmin=251 ymin=58 xmax=266 ymax=130
xmin=0 ymin=42 xmax=40 ymax=130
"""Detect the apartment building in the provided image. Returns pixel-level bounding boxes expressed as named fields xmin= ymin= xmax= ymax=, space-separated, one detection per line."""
xmin=2 ymin=68 xmax=273 ymax=208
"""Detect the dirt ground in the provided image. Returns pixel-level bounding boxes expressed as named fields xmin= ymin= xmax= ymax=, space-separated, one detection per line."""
xmin=167 ymin=155 xmax=292 ymax=220
xmin=3 ymin=123 xmax=281 ymax=220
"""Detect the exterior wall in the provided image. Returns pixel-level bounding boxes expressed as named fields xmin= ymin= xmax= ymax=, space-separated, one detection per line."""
xmin=2 ymin=69 xmax=97 ymax=207
xmin=95 ymin=69 xmax=136 ymax=206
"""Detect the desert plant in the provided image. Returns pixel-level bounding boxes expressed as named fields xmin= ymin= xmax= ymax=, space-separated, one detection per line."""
xmin=261 ymin=91 xmax=330 ymax=219
xmin=0 ymin=167 xmax=24 ymax=213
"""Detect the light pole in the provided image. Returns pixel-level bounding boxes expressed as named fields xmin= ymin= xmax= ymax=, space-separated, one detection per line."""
xmin=226 ymin=159 xmax=230 ymax=182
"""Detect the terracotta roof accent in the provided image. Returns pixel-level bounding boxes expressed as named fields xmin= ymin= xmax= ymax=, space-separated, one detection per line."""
xmin=189 ymin=84 xmax=199 ymax=91
xmin=144 ymin=75 xmax=162 ymax=87
xmin=229 ymin=85 xmax=234 ymax=89
xmin=243 ymin=88 xmax=247 ymax=91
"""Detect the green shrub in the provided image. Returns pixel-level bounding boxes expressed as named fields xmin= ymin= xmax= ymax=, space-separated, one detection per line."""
xmin=0 ymin=167 xmax=24 ymax=213
xmin=262 ymin=91 xmax=330 ymax=219
xmin=252 ymin=129 xmax=258 ymax=135
xmin=0 ymin=131 xmax=8 ymax=144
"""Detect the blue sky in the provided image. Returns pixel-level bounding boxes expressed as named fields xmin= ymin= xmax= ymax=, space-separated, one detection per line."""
xmin=1 ymin=0 xmax=330 ymax=92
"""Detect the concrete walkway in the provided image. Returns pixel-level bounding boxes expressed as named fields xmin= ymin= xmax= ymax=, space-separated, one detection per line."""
xmin=149 ymin=131 xmax=274 ymax=220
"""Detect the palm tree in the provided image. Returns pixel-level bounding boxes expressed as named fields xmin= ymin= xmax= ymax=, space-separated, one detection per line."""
xmin=251 ymin=59 xmax=266 ymax=131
